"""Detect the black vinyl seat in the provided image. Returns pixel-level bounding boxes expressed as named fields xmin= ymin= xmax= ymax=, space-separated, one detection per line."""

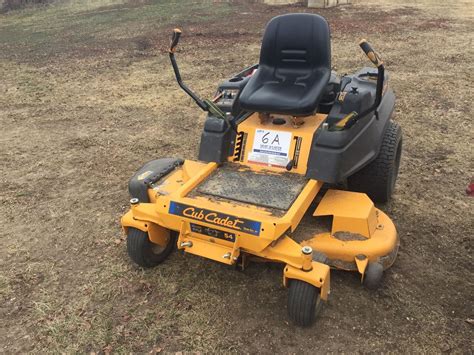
xmin=239 ymin=13 xmax=331 ymax=116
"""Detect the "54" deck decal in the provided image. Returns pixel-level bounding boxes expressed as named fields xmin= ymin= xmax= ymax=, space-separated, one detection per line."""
xmin=190 ymin=223 xmax=236 ymax=242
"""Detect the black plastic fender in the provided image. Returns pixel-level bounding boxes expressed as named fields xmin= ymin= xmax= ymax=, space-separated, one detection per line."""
xmin=128 ymin=158 xmax=184 ymax=202
xmin=306 ymin=89 xmax=395 ymax=183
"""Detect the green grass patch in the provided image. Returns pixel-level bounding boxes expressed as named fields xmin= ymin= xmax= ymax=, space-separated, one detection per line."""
xmin=0 ymin=0 xmax=233 ymax=61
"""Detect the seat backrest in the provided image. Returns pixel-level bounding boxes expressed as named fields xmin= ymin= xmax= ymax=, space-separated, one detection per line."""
xmin=260 ymin=13 xmax=330 ymax=78
xmin=239 ymin=13 xmax=332 ymax=116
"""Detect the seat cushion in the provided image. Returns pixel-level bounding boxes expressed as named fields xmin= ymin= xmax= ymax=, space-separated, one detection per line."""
xmin=240 ymin=66 xmax=331 ymax=115
xmin=239 ymin=13 xmax=331 ymax=116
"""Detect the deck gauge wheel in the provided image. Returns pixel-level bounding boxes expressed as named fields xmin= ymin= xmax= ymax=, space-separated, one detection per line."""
xmin=363 ymin=262 xmax=384 ymax=290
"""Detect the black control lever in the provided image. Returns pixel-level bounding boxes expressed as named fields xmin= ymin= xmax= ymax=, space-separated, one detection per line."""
xmin=169 ymin=28 xmax=182 ymax=54
xmin=331 ymin=40 xmax=386 ymax=131
xmin=168 ymin=28 xmax=207 ymax=111
xmin=359 ymin=39 xmax=384 ymax=67
xmin=168 ymin=29 xmax=236 ymax=132
xmin=357 ymin=39 xmax=385 ymax=119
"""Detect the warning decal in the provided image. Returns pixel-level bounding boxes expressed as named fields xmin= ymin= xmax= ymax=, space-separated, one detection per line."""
xmin=248 ymin=129 xmax=292 ymax=168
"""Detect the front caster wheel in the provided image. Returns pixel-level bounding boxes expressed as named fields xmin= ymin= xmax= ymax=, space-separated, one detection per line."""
xmin=287 ymin=279 xmax=323 ymax=327
xmin=126 ymin=227 xmax=176 ymax=268
xmin=364 ymin=262 xmax=384 ymax=290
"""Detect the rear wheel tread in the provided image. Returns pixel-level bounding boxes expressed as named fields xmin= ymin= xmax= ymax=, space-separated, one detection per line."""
xmin=348 ymin=120 xmax=402 ymax=203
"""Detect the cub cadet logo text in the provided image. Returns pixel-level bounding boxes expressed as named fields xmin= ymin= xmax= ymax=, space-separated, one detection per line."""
xmin=182 ymin=207 xmax=245 ymax=230
xmin=169 ymin=202 xmax=261 ymax=236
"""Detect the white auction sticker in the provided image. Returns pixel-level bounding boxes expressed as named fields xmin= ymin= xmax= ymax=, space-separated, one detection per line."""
xmin=248 ymin=129 xmax=292 ymax=168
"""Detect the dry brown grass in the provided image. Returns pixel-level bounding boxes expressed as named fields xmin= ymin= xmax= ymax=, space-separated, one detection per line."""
xmin=0 ymin=0 xmax=473 ymax=352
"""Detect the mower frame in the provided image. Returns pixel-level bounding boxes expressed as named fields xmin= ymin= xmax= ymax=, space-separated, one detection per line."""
xmin=120 ymin=14 xmax=402 ymax=326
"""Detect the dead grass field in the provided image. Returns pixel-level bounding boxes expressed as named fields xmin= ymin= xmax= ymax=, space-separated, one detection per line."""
xmin=0 ymin=0 xmax=473 ymax=352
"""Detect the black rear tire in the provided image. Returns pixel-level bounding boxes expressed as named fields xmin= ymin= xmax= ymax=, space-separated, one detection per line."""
xmin=126 ymin=227 xmax=176 ymax=268
xmin=348 ymin=120 xmax=402 ymax=203
xmin=287 ymin=279 xmax=322 ymax=327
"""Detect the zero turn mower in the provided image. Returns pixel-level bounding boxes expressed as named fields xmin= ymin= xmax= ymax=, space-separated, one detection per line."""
xmin=121 ymin=13 xmax=402 ymax=326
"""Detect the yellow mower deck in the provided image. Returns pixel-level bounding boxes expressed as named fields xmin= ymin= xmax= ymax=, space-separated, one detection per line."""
xmin=121 ymin=158 xmax=398 ymax=299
